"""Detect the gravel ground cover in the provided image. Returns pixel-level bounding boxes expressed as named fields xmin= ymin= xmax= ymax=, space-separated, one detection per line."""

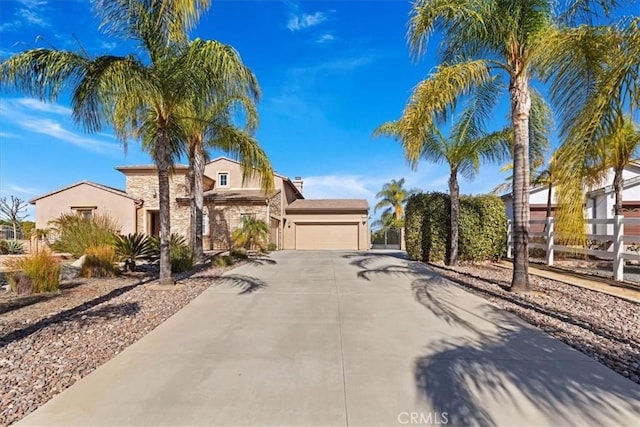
xmin=0 ymin=264 xmax=237 ymax=426
xmin=428 ymin=262 xmax=640 ymax=386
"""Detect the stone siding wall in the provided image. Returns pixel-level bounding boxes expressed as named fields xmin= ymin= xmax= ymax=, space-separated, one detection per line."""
xmin=206 ymin=203 xmax=268 ymax=250
xmin=125 ymin=172 xmax=190 ymax=237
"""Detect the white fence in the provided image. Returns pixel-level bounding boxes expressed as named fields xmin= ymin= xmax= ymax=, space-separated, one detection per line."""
xmin=507 ymin=215 xmax=640 ymax=282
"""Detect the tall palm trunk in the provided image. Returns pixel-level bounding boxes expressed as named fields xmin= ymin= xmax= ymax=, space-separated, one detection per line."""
xmin=613 ymin=167 xmax=624 ymax=216
xmin=448 ymin=168 xmax=459 ymax=266
xmin=188 ymin=137 xmax=205 ymax=263
xmin=510 ymin=72 xmax=532 ymax=292
xmin=156 ymin=130 xmax=173 ymax=285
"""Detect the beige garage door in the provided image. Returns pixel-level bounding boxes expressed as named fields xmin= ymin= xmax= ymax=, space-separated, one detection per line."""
xmin=295 ymin=223 xmax=358 ymax=250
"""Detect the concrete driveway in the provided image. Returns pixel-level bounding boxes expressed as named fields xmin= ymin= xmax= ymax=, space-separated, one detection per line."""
xmin=18 ymin=251 xmax=640 ymax=426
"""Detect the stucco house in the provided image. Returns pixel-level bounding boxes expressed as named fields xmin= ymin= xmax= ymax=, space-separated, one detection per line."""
xmin=502 ymin=160 xmax=640 ymax=235
xmin=29 ymin=157 xmax=370 ymax=251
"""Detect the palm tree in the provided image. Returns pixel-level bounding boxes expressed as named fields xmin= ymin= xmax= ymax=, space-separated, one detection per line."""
xmin=182 ymin=95 xmax=274 ymax=264
xmin=607 ymin=118 xmax=640 ymax=215
xmin=375 ymin=79 xmax=511 ymax=266
xmin=231 ymin=216 xmax=269 ymax=251
xmin=0 ymin=0 xmax=258 ymax=285
xmin=531 ymin=154 xmax=559 ymax=225
xmin=373 ymin=178 xmax=417 ymax=229
xmin=538 ymin=20 xmax=640 ymax=242
xmin=406 ymin=0 xmax=621 ymax=290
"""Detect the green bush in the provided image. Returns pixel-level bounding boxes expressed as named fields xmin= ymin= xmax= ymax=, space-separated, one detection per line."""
xmin=405 ymin=193 xmax=449 ymax=262
xmin=229 ymin=248 xmax=248 ymax=259
xmin=147 ymin=234 xmax=193 ymax=273
xmin=267 ymin=243 xmax=277 ymax=252
xmin=114 ymin=233 xmax=151 ymax=272
xmin=404 ymin=192 xmax=507 ymax=263
xmin=0 ymin=240 xmax=9 ymax=255
xmin=81 ymin=245 xmax=118 ymax=278
xmin=212 ymin=255 xmax=235 ymax=267
xmin=171 ymin=244 xmax=193 ymax=273
xmin=7 ymin=250 xmax=61 ymax=294
xmin=50 ymin=213 xmax=119 ymax=257
xmin=458 ymin=195 xmax=507 ymax=262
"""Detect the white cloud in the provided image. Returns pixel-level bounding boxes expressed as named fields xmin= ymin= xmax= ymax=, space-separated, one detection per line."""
xmin=0 ymin=0 xmax=49 ymax=32
xmin=15 ymin=98 xmax=71 ymax=115
xmin=2 ymin=184 xmax=42 ymax=197
xmin=316 ymin=34 xmax=335 ymax=44
xmin=287 ymin=11 xmax=327 ymax=31
xmin=19 ymin=8 xmax=47 ymax=26
xmin=303 ymin=175 xmax=377 ymax=201
xmin=101 ymin=41 xmax=118 ymax=51
xmin=0 ymin=98 xmax=120 ymax=155
xmin=21 ymin=119 xmax=119 ymax=154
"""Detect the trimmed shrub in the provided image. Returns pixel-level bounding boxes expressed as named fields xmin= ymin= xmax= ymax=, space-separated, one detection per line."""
xmin=405 ymin=193 xmax=450 ymax=262
xmin=458 ymin=195 xmax=507 ymax=262
xmin=50 ymin=213 xmax=119 ymax=257
xmin=0 ymin=240 xmax=9 ymax=255
xmin=81 ymin=245 xmax=118 ymax=278
xmin=115 ymin=233 xmax=151 ymax=272
xmin=7 ymin=250 xmax=60 ymax=294
xmin=267 ymin=243 xmax=277 ymax=252
xmin=404 ymin=192 xmax=507 ymax=263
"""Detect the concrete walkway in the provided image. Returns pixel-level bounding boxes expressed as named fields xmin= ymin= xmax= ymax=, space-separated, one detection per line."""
xmin=18 ymin=251 xmax=640 ymax=427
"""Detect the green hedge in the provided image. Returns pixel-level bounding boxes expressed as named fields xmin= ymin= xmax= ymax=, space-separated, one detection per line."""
xmin=405 ymin=192 xmax=507 ymax=262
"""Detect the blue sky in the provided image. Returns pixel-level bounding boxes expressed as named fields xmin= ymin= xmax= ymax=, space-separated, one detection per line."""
xmin=1 ymin=0 xmax=638 ymax=221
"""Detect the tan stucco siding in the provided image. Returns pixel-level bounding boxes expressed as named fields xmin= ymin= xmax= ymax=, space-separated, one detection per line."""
xmin=34 ymin=183 xmax=137 ymax=234
xmin=283 ymin=212 xmax=369 ymax=250
xmin=204 ymin=158 xmax=265 ymax=190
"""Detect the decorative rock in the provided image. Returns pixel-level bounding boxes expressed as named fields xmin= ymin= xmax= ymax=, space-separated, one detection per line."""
xmin=59 ymin=264 xmax=81 ymax=282
xmin=70 ymin=255 xmax=86 ymax=269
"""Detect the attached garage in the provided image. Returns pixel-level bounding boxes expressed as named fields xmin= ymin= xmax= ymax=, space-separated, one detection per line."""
xmin=295 ymin=223 xmax=359 ymax=250
xmin=283 ymin=199 xmax=369 ymax=250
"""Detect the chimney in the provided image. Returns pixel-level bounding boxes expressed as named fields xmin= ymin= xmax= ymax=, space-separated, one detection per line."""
xmin=292 ymin=177 xmax=303 ymax=195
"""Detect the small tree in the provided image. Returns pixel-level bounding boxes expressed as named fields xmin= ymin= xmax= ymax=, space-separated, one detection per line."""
xmin=231 ymin=216 xmax=268 ymax=251
xmin=373 ymin=178 xmax=418 ymax=229
xmin=0 ymin=196 xmax=28 ymax=240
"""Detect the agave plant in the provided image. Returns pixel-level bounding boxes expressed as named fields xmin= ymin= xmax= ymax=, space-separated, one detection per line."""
xmin=7 ymin=240 xmax=24 ymax=254
xmin=0 ymin=240 xmax=25 ymax=255
xmin=114 ymin=233 xmax=151 ymax=272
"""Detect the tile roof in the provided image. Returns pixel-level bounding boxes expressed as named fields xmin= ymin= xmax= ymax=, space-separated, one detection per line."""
xmin=286 ymin=199 xmax=368 ymax=211
xmin=175 ymin=189 xmax=275 ymax=203
xmin=29 ymin=181 xmax=139 ymax=204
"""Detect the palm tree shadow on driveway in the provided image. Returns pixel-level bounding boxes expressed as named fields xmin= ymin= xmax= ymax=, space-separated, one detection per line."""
xmin=211 ymin=274 xmax=267 ymax=295
xmin=343 ymin=252 xmax=640 ymax=426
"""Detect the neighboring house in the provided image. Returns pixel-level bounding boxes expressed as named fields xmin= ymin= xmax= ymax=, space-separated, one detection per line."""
xmin=29 ymin=181 xmax=141 ymax=234
xmin=29 ymin=157 xmax=370 ymax=251
xmin=502 ymin=161 xmax=640 ymax=235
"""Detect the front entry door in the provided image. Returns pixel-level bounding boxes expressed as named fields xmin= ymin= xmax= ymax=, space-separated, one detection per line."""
xmin=148 ymin=211 xmax=160 ymax=236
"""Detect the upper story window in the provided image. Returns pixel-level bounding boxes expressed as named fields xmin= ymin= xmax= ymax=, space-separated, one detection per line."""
xmin=218 ymin=172 xmax=229 ymax=188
